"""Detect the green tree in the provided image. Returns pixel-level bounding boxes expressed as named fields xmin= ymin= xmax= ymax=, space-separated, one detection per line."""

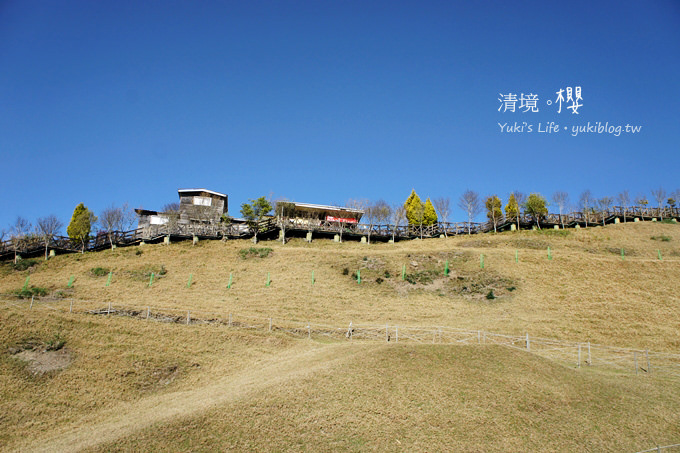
xmin=240 ymin=197 xmax=273 ymax=243
xmin=67 ymin=203 xmax=96 ymax=253
xmin=523 ymin=193 xmax=548 ymax=229
xmin=423 ymin=198 xmax=438 ymax=226
xmin=485 ymin=195 xmax=502 ymax=233
xmin=505 ymin=193 xmax=520 ymax=231
xmin=404 ymin=190 xmax=423 ymax=226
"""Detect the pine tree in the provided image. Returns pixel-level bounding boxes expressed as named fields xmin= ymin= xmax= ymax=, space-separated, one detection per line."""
xmin=423 ymin=198 xmax=438 ymax=226
xmin=404 ymin=189 xmax=423 ymax=226
xmin=67 ymin=203 xmax=96 ymax=252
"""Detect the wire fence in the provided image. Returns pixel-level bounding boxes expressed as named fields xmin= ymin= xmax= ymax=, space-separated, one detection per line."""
xmin=4 ymin=296 xmax=680 ymax=379
xmin=637 ymin=444 xmax=680 ymax=453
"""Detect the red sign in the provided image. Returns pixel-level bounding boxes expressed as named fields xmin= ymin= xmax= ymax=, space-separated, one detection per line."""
xmin=327 ymin=216 xmax=358 ymax=224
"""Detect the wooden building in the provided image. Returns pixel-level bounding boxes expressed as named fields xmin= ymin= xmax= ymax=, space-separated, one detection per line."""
xmin=136 ymin=188 xmax=228 ymax=230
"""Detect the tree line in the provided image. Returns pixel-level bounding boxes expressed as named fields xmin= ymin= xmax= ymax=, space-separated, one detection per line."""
xmin=3 ymin=187 xmax=679 ymax=261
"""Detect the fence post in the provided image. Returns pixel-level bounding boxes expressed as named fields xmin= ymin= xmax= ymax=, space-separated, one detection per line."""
xmin=187 ymin=311 xmax=190 ymax=325
xmin=577 ymin=344 xmax=581 ymax=368
xmin=385 ymin=323 xmax=389 ymax=342
xmin=146 ymin=306 xmax=150 ymax=320
xmin=269 ymin=317 xmax=272 ymax=332
xmin=347 ymin=321 xmax=353 ymax=341
xmin=30 ymin=295 xmax=34 ymax=309
xmin=588 ymin=342 xmax=591 ymax=365
xmin=308 ymin=324 xmax=311 ymax=339
xmin=69 ymin=299 xmax=73 ymax=313
xmin=478 ymin=330 xmax=481 ymax=344
xmin=107 ymin=302 xmax=111 ymax=315
xmin=228 ymin=313 xmax=232 ymax=327
xmin=646 ymin=349 xmax=651 ymax=373
xmin=396 ymin=326 xmax=399 ymax=343
xmin=525 ymin=332 xmax=530 ymax=351
xmin=634 ymin=351 xmax=638 ymax=375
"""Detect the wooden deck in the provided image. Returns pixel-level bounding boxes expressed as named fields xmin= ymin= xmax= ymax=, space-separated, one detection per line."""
xmin=1 ymin=206 xmax=678 ymax=260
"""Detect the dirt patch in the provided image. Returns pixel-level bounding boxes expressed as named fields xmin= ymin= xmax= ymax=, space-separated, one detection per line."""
xmin=15 ymin=349 xmax=73 ymax=375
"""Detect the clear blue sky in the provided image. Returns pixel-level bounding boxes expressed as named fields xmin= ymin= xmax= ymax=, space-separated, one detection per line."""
xmin=1 ymin=0 xmax=678 ymax=231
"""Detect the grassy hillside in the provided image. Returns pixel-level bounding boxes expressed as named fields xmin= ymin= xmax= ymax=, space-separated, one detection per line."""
xmin=1 ymin=221 xmax=679 ymax=451
xmin=2 ymin=222 xmax=679 ymax=350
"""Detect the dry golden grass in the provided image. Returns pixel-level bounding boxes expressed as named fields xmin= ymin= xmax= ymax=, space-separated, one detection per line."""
xmin=2 ymin=222 xmax=677 ymax=350
xmin=87 ymin=344 xmax=680 ymax=452
xmin=1 ymin=222 xmax=679 ymax=451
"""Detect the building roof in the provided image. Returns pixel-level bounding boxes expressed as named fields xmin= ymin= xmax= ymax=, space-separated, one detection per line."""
xmin=292 ymin=202 xmax=364 ymax=214
xmin=177 ymin=188 xmax=227 ymax=198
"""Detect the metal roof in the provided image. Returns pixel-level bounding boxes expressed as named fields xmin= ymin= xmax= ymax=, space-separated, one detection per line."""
xmin=177 ymin=188 xmax=227 ymax=198
xmin=292 ymin=202 xmax=364 ymax=214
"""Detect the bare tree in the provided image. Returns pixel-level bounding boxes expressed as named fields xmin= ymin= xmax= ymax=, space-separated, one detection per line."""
xmin=617 ymin=190 xmax=630 ymax=223
xmin=579 ymin=190 xmax=594 ymax=227
xmin=100 ymin=205 xmax=124 ymax=249
xmin=391 ymin=203 xmax=406 ymax=242
xmin=10 ymin=217 xmax=32 ymax=264
xmin=651 ymin=187 xmax=667 ymax=220
xmin=163 ymin=202 xmax=180 ymax=213
xmin=364 ymin=200 xmax=391 ymax=244
xmin=344 ymin=199 xmax=369 ymax=243
xmin=36 ymin=215 xmax=64 ymax=260
xmin=274 ymin=199 xmax=296 ymax=244
xmin=597 ymin=197 xmax=614 ymax=226
xmin=433 ymin=197 xmax=451 ymax=237
xmin=551 ymin=191 xmax=569 ymax=229
xmin=458 ymin=190 xmax=482 ymax=234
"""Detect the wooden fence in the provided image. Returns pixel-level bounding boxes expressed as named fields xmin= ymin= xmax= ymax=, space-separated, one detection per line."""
xmin=1 ymin=205 xmax=678 ymax=261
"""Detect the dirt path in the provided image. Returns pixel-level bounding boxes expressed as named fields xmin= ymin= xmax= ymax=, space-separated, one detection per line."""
xmin=14 ymin=342 xmax=365 ymax=453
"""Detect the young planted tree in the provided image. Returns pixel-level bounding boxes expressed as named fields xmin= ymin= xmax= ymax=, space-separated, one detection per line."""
xmin=485 ymin=195 xmax=502 ymax=233
xmin=597 ymin=197 xmax=614 ymax=226
xmin=240 ymin=197 xmax=273 ymax=243
xmin=579 ymin=190 xmax=594 ymax=227
xmin=35 ymin=215 xmax=63 ymax=260
xmin=100 ymin=205 xmax=124 ymax=249
xmin=505 ymin=193 xmax=520 ymax=230
xmin=433 ymin=197 xmax=451 ymax=237
xmin=67 ymin=203 xmax=97 ymax=253
xmin=10 ymin=217 xmax=32 ymax=263
xmin=458 ymin=190 xmax=482 ymax=234
xmin=651 ymin=187 xmax=667 ymax=220
xmin=617 ymin=190 xmax=631 ymax=222
xmin=524 ymin=193 xmax=548 ymax=229
xmin=551 ymin=191 xmax=569 ymax=229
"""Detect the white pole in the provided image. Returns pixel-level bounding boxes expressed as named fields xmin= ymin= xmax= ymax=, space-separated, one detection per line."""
xmin=107 ymin=302 xmax=111 ymax=315
xmin=526 ymin=332 xmax=530 ymax=351
xmin=269 ymin=318 xmax=272 ymax=332
xmin=588 ymin=342 xmax=591 ymax=365
xmin=146 ymin=306 xmax=150 ymax=320
xmin=577 ymin=344 xmax=581 ymax=368
xmin=229 ymin=313 xmax=232 ymax=327
xmin=69 ymin=299 xmax=73 ymax=313
xmin=30 ymin=296 xmax=34 ymax=309
xmin=187 ymin=311 xmax=190 ymax=325
xmin=396 ymin=326 xmax=399 ymax=343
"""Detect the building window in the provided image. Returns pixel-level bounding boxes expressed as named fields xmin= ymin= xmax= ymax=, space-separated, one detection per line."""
xmin=193 ymin=196 xmax=212 ymax=206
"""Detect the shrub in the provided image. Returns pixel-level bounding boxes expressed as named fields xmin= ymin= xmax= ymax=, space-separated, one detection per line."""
xmin=342 ymin=267 xmax=349 ymax=275
xmin=384 ymin=270 xmax=391 ymax=278
xmin=651 ymin=235 xmax=671 ymax=242
xmin=90 ymin=267 xmax=110 ymax=277
xmin=376 ymin=277 xmax=384 ymax=284
xmin=239 ymin=247 xmax=273 ymax=259
xmin=12 ymin=259 xmax=39 ymax=271
xmin=486 ymin=290 xmax=496 ymax=300
xmin=45 ymin=333 xmax=66 ymax=351
xmin=14 ymin=286 xmax=49 ymax=299
xmin=135 ymin=249 xmax=143 ymax=256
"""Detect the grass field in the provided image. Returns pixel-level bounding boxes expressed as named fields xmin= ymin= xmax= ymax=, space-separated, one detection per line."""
xmin=1 ymin=221 xmax=679 ymax=451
